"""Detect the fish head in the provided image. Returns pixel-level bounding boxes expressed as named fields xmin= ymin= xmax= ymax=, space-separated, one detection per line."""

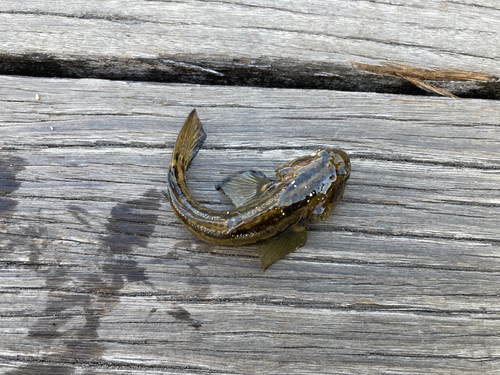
xmin=277 ymin=148 xmax=351 ymax=222
xmin=276 ymin=149 xmax=350 ymax=182
xmin=306 ymin=148 xmax=350 ymax=222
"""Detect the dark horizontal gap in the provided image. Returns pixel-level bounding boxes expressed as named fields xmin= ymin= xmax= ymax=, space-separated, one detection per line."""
xmin=1 ymin=53 xmax=499 ymax=99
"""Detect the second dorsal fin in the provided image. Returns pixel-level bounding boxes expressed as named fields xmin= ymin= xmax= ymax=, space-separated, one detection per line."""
xmin=216 ymin=170 xmax=272 ymax=207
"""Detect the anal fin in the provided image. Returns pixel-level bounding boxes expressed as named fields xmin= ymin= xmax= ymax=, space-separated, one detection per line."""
xmin=258 ymin=225 xmax=307 ymax=271
xmin=216 ymin=170 xmax=272 ymax=207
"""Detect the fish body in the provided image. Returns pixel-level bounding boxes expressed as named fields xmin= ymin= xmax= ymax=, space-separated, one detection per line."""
xmin=165 ymin=110 xmax=350 ymax=270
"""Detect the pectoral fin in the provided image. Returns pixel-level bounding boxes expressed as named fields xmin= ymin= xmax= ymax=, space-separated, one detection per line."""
xmin=216 ymin=170 xmax=272 ymax=207
xmin=258 ymin=225 xmax=307 ymax=271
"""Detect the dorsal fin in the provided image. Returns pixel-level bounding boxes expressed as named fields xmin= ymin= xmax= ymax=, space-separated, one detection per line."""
xmin=216 ymin=170 xmax=272 ymax=207
xmin=171 ymin=109 xmax=207 ymax=170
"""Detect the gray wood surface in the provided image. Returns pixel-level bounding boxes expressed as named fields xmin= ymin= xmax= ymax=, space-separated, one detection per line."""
xmin=0 ymin=0 xmax=499 ymax=97
xmin=1 ymin=75 xmax=499 ymax=374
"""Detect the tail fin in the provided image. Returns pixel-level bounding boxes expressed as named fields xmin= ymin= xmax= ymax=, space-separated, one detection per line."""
xmin=171 ymin=109 xmax=207 ymax=170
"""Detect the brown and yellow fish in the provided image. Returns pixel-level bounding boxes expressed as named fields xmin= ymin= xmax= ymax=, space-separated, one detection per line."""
xmin=164 ymin=110 xmax=350 ymax=270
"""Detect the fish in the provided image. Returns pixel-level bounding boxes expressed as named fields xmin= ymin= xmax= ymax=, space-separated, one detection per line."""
xmin=164 ymin=110 xmax=351 ymax=270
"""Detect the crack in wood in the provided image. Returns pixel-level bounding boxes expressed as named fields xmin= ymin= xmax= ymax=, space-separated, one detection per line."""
xmin=356 ymin=62 xmax=497 ymax=98
xmin=1 ymin=54 xmax=498 ymax=99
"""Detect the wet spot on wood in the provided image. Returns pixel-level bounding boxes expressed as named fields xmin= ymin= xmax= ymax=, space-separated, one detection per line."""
xmin=168 ymin=306 xmax=202 ymax=329
xmin=5 ymin=189 xmax=163 ymax=375
xmin=101 ymin=188 xmax=161 ymax=283
xmin=0 ymin=154 xmax=26 ymax=217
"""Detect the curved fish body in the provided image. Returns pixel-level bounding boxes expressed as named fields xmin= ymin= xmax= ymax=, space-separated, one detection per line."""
xmin=165 ymin=110 xmax=351 ymax=270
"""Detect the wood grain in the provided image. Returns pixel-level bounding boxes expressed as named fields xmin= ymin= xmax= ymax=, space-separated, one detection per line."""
xmin=1 ymin=75 xmax=499 ymax=374
xmin=0 ymin=0 xmax=499 ymax=97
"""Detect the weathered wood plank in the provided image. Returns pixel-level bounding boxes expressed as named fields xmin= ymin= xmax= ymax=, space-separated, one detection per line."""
xmin=1 ymin=75 xmax=500 ymax=374
xmin=0 ymin=1 xmax=499 ymax=97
